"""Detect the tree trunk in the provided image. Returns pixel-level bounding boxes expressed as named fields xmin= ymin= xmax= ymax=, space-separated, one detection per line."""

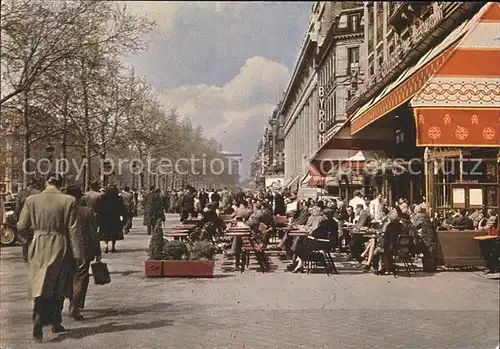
xmin=60 ymin=96 xmax=68 ymax=185
xmin=84 ymin=141 xmax=91 ymax=190
xmin=22 ymin=90 xmax=31 ymax=189
xmin=100 ymin=152 xmax=106 ymax=186
xmin=82 ymin=69 xmax=91 ymax=190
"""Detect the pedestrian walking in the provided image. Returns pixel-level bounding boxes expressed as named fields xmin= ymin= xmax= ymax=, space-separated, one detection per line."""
xmin=16 ymin=174 xmax=84 ymax=342
xmin=13 ymin=177 xmax=41 ymax=262
xmin=98 ymin=185 xmax=126 ymax=253
xmin=143 ymin=187 xmax=165 ymax=234
xmin=64 ymin=186 xmax=101 ymax=321
xmin=120 ymin=186 xmax=135 ymax=234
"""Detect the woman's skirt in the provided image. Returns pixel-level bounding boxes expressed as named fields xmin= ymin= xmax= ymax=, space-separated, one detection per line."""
xmin=292 ymin=237 xmax=326 ymax=260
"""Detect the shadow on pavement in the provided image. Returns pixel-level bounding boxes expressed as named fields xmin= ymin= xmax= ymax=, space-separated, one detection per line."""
xmin=49 ymin=319 xmax=174 ymax=342
xmin=82 ymin=302 xmax=179 ymax=320
xmin=108 ymin=270 xmax=141 ymax=276
xmin=111 ymin=248 xmax=148 ymax=253
xmin=210 ymin=274 xmax=233 ymax=279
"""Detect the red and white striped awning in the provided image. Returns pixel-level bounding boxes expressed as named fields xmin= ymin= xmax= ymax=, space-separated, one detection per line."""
xmin=350 ymin=2 xmax=500 ymax=148
xmin=411 ymin=2 xmax=500 ymax=147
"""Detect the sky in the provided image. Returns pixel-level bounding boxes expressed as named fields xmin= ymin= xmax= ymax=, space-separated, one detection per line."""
xmin=121 ymin=1 xmax=313 ymax=179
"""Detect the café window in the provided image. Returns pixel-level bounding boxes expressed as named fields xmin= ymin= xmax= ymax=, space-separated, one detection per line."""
xmin=347 ymin=14 xmax=360 ymax=32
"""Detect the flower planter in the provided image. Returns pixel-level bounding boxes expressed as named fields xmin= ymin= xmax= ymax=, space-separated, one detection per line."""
xmin=144 ymin=260 xmax=163 ymax=277
xmin=163 ymin=260 xmax=215 ymax=277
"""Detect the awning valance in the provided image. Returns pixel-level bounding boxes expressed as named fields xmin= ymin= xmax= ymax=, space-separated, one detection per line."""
xmin=412 ymin=3 xmax=500 ymax=147
xmin=413 ymin=108 xmax=499 ymax=147
xmin=315 ymin=149 xmax=386 ymax=161
xmin=350 ymin=2 xmax=499 ymax=136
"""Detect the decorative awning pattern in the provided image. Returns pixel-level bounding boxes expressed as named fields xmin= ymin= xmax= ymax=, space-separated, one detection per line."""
xmin=350 ymin=3 xmax=498 ymax=136
xmin=413 ymin=108 xmax=499 ymax=146
xmin=412 ymin=3 xmax=500 ymax=147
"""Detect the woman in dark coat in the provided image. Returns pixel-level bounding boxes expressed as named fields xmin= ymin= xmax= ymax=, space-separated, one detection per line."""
xmin=98 ymin=185 xmax=125 ymax=253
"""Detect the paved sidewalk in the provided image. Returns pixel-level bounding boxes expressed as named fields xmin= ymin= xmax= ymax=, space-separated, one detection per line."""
xmin=1 ymin=216 xmax=498 ymax=349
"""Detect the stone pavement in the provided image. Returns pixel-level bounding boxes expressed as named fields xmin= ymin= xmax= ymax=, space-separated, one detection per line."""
xmin=1 ymin=215 xmax=498 ymax=349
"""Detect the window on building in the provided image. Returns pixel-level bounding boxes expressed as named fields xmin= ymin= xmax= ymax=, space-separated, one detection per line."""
xmin=347 ymin=47 xmax=360 ymax=74
xmin=396 ymin=129 xmax=404 ymax=144
xmin=347 ymin=14 xmax=360 ymax=32
xmin=11 ymin=168 xmax=20 ymax=181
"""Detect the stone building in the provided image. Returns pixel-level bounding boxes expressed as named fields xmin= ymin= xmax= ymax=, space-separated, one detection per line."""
xmin=281 ymin=2 xmax=366 ymax=190
xmin=338 ymin=1 xmax=499 ymax=209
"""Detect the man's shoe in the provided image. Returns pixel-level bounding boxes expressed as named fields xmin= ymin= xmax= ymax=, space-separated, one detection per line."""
xmin=73 ymin=309 xmax=84 ymax=321
xmin=51 ymin=324 xmax=66 ymax=333
xmin=33 ymin=314 xmax=43 ymax=342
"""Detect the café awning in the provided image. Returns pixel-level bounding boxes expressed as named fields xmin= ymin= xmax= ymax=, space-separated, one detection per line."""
xmin=314 ymin=149 xmax=386 ymax=161
xmin=350 ymin=3 xmax=499 ymax=144
xmin=411 ymin=3 xmax=500 ymax=147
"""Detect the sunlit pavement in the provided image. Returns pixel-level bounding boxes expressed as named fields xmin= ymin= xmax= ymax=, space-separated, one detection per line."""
xmin=1 ymin=215 xmax=498 ymax=349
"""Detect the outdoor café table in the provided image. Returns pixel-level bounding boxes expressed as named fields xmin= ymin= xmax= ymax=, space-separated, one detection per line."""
xmin=288 ymin=231 xmax=308 ymax=237
xmin=168 ymin=224 xmax=197 ymax=231
xmin=183 ymin=218 xmax=203 ymax=226
xmin=224 ymin=231 xmax=251 ymax=237
xmin=164 ymin=230 xmax=190 ymax=241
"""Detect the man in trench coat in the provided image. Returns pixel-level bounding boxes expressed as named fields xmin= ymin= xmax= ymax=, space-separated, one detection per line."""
xmin=17 ymin=174 xmax=84 ymax=342
xmin=143 ymin=186 xmax=165 ymax=234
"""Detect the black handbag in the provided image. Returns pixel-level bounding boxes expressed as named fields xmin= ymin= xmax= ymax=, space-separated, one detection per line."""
xmin=91 ymin=261 xmax=111 ymax=285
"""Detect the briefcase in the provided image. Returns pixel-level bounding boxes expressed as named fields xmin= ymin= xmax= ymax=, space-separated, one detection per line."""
xmin=91 ymin=261 xmax=111 ymax=285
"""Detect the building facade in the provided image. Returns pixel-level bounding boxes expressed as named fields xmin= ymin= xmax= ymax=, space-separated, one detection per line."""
xmin=281 ymin=2 xmax=366 ymax=189
xmin=338 ymin=1 xmax=499 ymax=210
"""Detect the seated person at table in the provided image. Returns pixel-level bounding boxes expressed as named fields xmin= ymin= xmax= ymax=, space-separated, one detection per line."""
xmin=289 ymin=206 xmax=333 ymax=273
xmin=360 ymin=207 xmax=390 ymax=269
xmin=231 ymin=203 xmax=272 ymax=268
xmin=469 ymin=207 xmax=486 ymax=229
xmin=294 ymin=201 xmax=312 ymax=225
xmin=195 ymin=203 xmax=222 ymax=240
xmin=450 ymin=209 xmax=474 ymax=230
xmin=479 ymin=209 xmax=498 ymax=231
xmin=278 ymin=201 xmax=312 ymax=251
xmin=355 ymin=204 xmax=372 ymax=231
xmin=232 ymin=201 xmax=253 ymax=222
xmin=322 ymin=208 xmax=339 ymax=247
xmin=477 ymin=209 xmax=499 ymax=273
xmin=373 ymin=210 xmax=402 ymax=275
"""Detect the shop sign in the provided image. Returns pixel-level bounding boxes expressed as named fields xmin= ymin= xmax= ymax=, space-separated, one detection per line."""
xmin=318 ymin=86 xmax=326 ymax=145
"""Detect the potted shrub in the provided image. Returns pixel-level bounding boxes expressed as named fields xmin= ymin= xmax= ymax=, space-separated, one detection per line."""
xmin=163 ymin=240 xmax=215 ymax=277
xmin=420 ymin=224 xmax=438 ymax=272
xmin=145 ymin=222 xmax=165 ymax=277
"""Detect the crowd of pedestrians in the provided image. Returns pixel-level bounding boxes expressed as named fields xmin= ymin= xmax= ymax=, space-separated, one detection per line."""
xmin=9 ymin=174 xmax=499 ymax=342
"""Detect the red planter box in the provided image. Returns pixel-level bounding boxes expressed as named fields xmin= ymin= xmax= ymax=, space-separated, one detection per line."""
xmin=163 ymin=260 xmax=215 ymax=277
xmin=144 ymin=260 xmax=163 ymax=277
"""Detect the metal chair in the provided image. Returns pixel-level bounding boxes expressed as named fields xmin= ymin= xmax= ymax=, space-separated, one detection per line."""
xmin=393 ymin=235 xmax=417 ymax=277
xmin=304 ymin=233 xmax=338 ymax=276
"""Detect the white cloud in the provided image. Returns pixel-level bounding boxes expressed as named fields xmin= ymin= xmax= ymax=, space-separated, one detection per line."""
xmin=155 ymin=56 xmax=290 ymax=177
xmin=119 ymin=1 xmax=181 ymax=36
xmin=121 ymin=1 xmax=253 ymax=37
